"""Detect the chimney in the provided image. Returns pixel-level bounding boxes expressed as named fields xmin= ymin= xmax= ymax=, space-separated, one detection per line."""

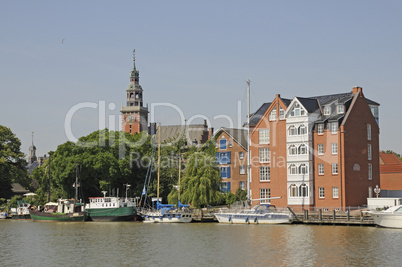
xmin=276 ymin=94 xmax=281 ymax=98
xmin=352 ymin=86 xmax=363 ymax=95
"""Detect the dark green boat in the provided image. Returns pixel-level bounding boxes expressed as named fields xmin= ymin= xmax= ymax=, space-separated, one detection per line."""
xmin=29 ymin=199 xmax=86 ymax=222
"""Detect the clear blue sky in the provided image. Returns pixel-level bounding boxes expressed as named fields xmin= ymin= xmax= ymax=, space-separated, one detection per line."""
xmin=1 ymin=0 xmax=401 ymax=157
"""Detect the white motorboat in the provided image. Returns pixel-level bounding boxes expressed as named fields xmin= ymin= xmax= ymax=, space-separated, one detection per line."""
xmin=214 ymin=204 xmax=290 ymax=224
xmin=369 ymin=205 xmax=402 ymax=228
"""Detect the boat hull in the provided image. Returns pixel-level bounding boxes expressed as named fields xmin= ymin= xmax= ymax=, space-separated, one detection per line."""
xmin=29 ymin=210 xmax=86 ymax=222
xmin=12 ymin=214 xmax=31 ymax=220
xmin=86 ymin=207 xmax=138 ymax=222
xmin=370 ymin=212 xmax=402 ymax=228
xmin=214 ymin=212 xmax=290 ymax=224
xmin=142 ymin=211 xmax=193 ymax=223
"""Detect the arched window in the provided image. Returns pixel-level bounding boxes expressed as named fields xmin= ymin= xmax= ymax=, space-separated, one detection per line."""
xmin=298 ymin=125 xmax=307 ymax=135
xmin=299 ymin=183 xmax=308 ymax=197
xmin=290 ymin=184 xmax=298 ymax=197
xmin=299 ymin=164 xmax=308 ymax=175
xmin=298 ymin=144 xmax=308 ymax=155
xmin=289 ymin=164 xmax=297 ymax=175
xmin=290 ymin=103 xmax=305 ymax=117
xmin=288 ymin=126 xmax=297 ymax=136
xmin=288 ymin=145 xmax=297 ymax=155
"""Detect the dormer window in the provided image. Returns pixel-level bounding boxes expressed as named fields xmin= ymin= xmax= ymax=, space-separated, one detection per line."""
xmin=324 ymin=106 xmax=331 ymax=115
xmin=290 ymin=103 xmax=305 ymax=117
xmin=337 ymin=105 xmax=344 ymax=114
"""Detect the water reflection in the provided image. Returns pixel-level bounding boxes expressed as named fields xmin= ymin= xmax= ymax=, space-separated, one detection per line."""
xmin=1 ymin=220 xmax=402 ymax=266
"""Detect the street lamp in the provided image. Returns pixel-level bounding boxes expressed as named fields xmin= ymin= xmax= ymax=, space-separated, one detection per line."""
xmin=124 ymin=184 xmax=131 ymax=201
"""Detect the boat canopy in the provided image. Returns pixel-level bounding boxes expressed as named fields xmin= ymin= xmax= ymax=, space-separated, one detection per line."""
xmin=178 ymin=201 xmax=189 ymax=208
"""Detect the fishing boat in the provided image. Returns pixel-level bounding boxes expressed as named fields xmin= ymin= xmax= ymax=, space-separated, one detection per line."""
xmin=85 ymin=189 xmax=140 ymax=221
xmin=12 ymin=200 xmax=31 ymax=220
xmin=29 ymin=199 xmax=86 ymax=222
xmin=140 ymin=124 xmax=193 ymax=223
xmin=369 ymin=205 xmax=402 ymax=228
xmin=214 ymin=203 xmax=290 ymax=224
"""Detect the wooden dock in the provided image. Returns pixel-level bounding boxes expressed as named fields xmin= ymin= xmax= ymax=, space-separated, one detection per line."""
xmin=289 ymin=208 xmax=375 ymax=226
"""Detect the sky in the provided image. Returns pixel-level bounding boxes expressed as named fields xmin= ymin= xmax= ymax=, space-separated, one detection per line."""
xmin=1 ymin=0 xmax=402 ymax=158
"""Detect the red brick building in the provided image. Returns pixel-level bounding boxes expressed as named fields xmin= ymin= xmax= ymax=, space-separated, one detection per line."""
xmin=215 ymin=128 xmax=248 ymax=194
xmin=249 ymin=87 xmax=380 ymax=209
xmin=121 ymin=50 xmax=148 ymax=134
xmin=379 ymin=151 xmax=402 ymax=190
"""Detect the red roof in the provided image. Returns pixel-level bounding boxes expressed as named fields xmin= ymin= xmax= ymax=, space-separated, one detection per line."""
xmin=380 ymin=152 xmax=402 ymax=165
xmin=381 ymin=164 xmax=402 ymax=173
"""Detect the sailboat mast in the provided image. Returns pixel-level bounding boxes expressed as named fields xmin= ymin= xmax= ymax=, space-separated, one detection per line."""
xmin=246 ymin=79 xmax=251 ymax=202
xmin=75 ymin=164 xmax=78 ymax=200
xmin=178 ymin=154 xmax=181 ymax=202
xmin=157 ymin=123 xmax=161 ymax=200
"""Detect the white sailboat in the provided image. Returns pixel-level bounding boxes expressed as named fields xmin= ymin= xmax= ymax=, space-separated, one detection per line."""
xmin=141 ymin=124 xmax=193 ymax=223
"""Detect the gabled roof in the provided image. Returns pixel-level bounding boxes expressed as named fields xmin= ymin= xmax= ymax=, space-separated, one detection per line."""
xmin=295 ymin=97 xmax=320 ymax=113
xmin=214 ymin=127 xmax=248 ymax=150
xmin=12 ymin=183 xmax=29 ymax=194
xmin=249 ymin=102 xmax=271 ymax=126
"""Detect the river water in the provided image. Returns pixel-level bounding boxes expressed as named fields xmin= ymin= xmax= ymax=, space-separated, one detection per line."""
xmin=1 ymin=220 xmax=401 ymax=266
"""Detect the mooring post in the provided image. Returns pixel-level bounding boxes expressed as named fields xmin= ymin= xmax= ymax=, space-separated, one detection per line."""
xmin=347 ymin=210 xmax=350 ymax=221
xmin=333 ymin=210 xmax=336 ymax=221
xmin=318 ymin=209 xmax=322 ymax=221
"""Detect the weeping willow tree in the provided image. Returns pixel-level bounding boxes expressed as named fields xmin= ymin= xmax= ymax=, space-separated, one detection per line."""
xmin=170 ymin=151 xmax=222 ymax=207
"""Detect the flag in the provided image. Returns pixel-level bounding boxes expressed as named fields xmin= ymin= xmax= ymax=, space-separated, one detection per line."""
xmin=141 ymin=186 xmax=146 ymax=195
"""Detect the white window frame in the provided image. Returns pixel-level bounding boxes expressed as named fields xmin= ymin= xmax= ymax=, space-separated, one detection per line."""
xmin=332 ymin=163 xmax=338 ymax=174
xmin=337 ymin=105 xmax=344 ymax=114
xmin=299 ymin=183 xmax=308 ymax=197
xmin=324 ymin=106 xmax=331 ymax=115
xmin=318 ymin=144 xmax=324 ymax=155
xmin=298 ymin=125 xmax=307 ymax=135
xmin=333 ymin=187 xmax=339 ymax=198
xmin=269 ymin=107 xmax=277 ymax=121
xmin=367 ymin=124 xmax=372 ymax=141
xmin=317 ymin=124 xmax=324 ymax=135
xmin=259 ymin=129 xmax=270 ymax=144
xmin=290 ymin=184 xmax=298 ymax=197
xmin=331 ymin=122 xmax=338 ymax=134
xmin=288 ymin=125 xmax=297 ymax=136
xmin=289 ymin=164 xmax=297 ymax=175
xmin=318 ymin=164 xmax=324 ymax=175
xmin=260 ymin=188 xmax=271 ymax=204
xmin=319 ymin=187 xmax=325 ymax=198
xmin=368 ymin=163 xmax=372 ymax=180
xmin=229 ymin=140 xmax=233 ymax=147
xmin=239 ymin=152 xmax=244 ymax=160
xmin=368 ymin=144 xmax=372 ymax=161
xmin=331 ymin=143 xmax=338 ymax=155
xmin=240 ymin=181 xmax=245 ymax=190
xmin=299 ymin=164 xmax=308 ymax=175
xmin=259 ymin=166 xmax=270 ymax=181
xmin=298 ymin=144 xmax=308 ymax=155
xmin=259 ymin=148 xmax=270 ymax=163
xmin=240 ymin=166 xmax=246 ymax=175
xmin=288 ymin=145 xmax=297 ymax=156
xmin=279 ymin=106 xmax=285 ymax=120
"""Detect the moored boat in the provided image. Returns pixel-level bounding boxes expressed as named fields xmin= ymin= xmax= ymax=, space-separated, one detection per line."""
xmin=85 ymin=191 xmax=139 ymax=221
xmin=0 ymin=211 xmax=7 ymax=219
xmin=369 ymin=205 xmax=402 ymax=228
xmin=12 ymin=200 xmax=31 ymax=220
xmin=29 ymin=199 xmax=86 ymax=222
xmin=141 ymin=201 xmax=192 ymax=223
xmin=214 ymin=204 xmax=290 ymax=224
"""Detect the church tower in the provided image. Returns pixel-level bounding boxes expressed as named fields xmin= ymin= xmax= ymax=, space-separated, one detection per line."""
xmin=121 ymin=50 xmax=149 ymax=134
xmin=28 ymin=132 xmax=37 ymax=164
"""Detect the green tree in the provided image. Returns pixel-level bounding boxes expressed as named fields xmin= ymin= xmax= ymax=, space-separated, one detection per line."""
xmin=178 ymin=151 xmax=222 ymax=207
xmin=0 ymin=125 xmax=29 ymax=198
xmin=32 ymin=129 xmax=152 ymax=203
